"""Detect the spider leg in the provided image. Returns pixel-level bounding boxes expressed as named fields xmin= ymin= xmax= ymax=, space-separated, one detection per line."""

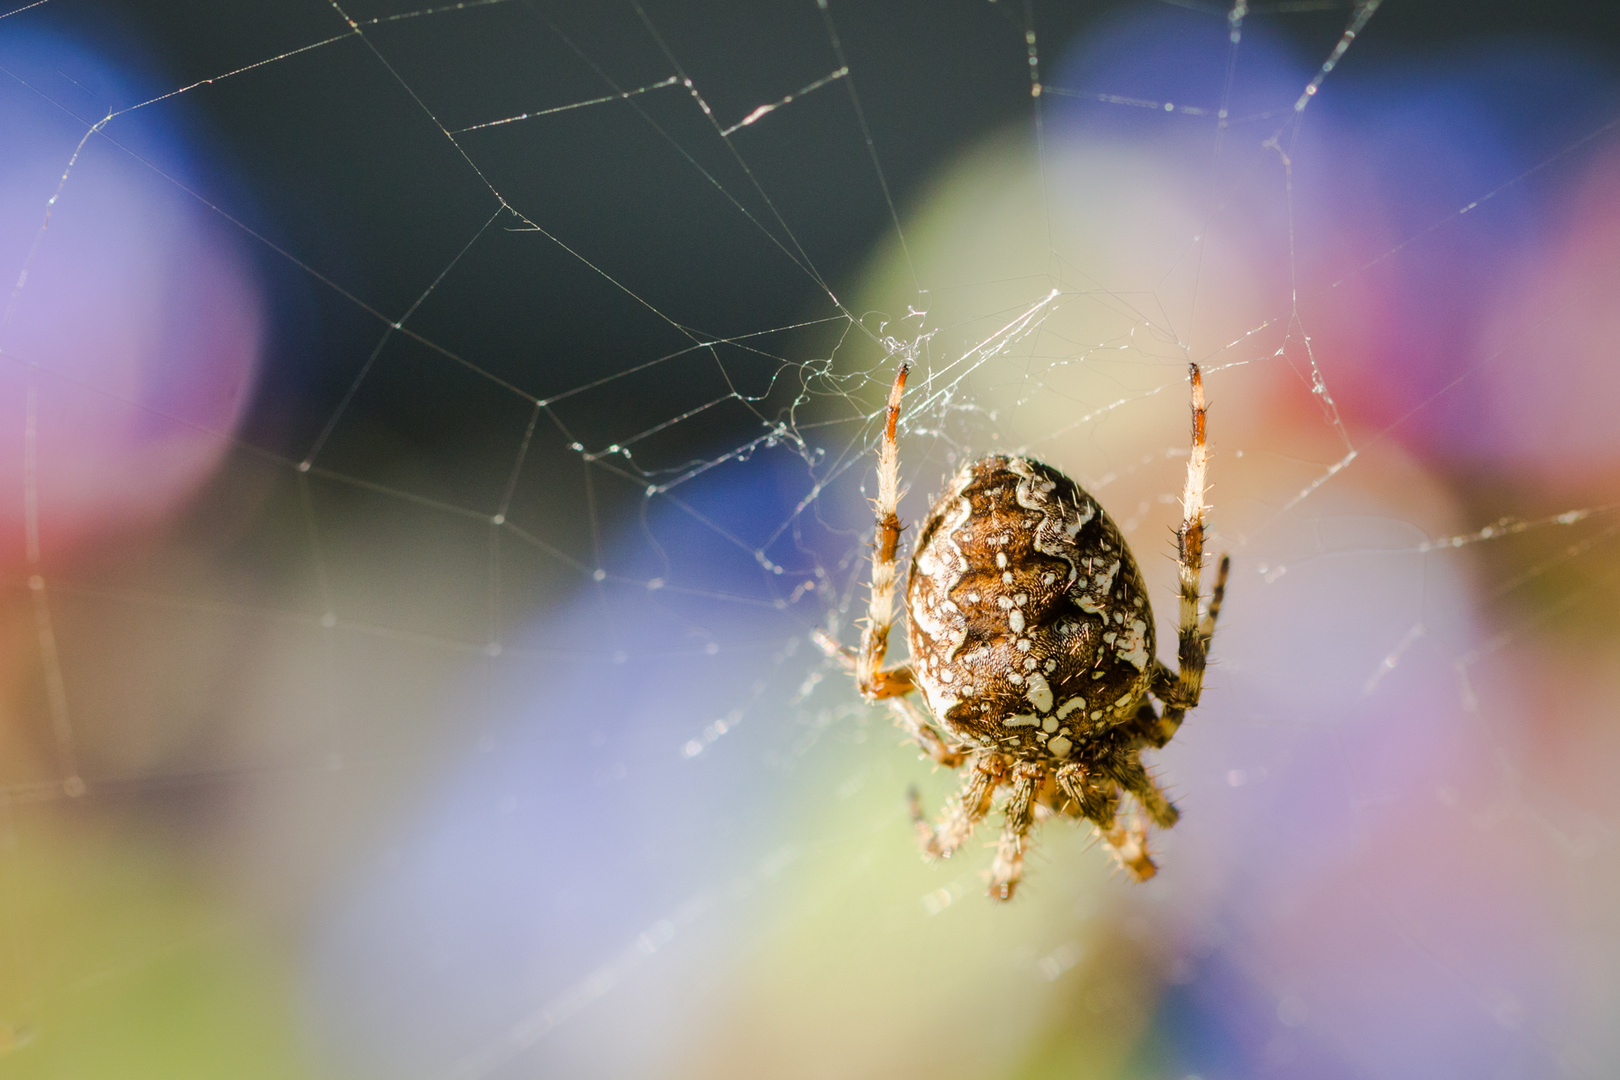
xmin=1056 ymin=762 xmax=1157 ymax=881
xmin=1150 ymin=553 xmax=1228 ymax=744
xmin=1106 ymin=752 xmax=1180 ymax=829
xmin=812 ymin=629 xmax=960 ymax=766
xmin=856 ymin=363 xmax=911 ymax=699
xmin=1054 ymin=762 xmax=1117 ymax=824
xmin=989 ymin=761 xmax=1044 ymax=901
xmin=1107 ymin=701 xmax=1180 ymax=827
xmin=812 ymin=628 xmax=917 ymax=698
xmin=887 ymin=694 xmax=966 ymax=768
xmin=1152 ymin=364 xmax=1231 ymax=744
xmin=911 ymin=754 xmax=1001 ymax=860
xmin=1201 ymin=551 xmax=1230 ymax=640
xmin=808 ymin=363 xmax=919 ymax=701
xmin=1099 ymin=818 xmax=1157 ymax=882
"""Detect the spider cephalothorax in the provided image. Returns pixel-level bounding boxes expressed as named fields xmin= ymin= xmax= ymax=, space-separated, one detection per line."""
xmin=817 ymin=363 xmax=1228 ymax=900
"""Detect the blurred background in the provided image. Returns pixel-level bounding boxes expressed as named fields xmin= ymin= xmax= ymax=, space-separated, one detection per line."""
xmin=1 ymin=1 xmax=1618 ymax=1077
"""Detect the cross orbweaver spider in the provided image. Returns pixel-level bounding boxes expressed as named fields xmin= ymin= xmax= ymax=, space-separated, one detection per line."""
xmin=816 ymin=362 xmax=1228 ymax=900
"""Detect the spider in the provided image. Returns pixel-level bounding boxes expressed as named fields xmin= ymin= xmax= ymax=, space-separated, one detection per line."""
xmin=816 ymin=362 xmax=1229 ymax=900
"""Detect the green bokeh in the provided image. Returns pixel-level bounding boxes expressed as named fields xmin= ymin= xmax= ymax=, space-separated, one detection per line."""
xmin=0 ymin=813 xmax=319 ymax=1080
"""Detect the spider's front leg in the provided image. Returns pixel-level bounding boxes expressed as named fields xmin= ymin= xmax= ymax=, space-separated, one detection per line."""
xmin=811 ymin=629 xmax=917 ymax=694
xmin=813 ymin=362 xmax=966 ymax=769
xmin=856 ymin=361 xmax=913 ymax=698
xmin=1151 ymin=363 xmax=1231 ymax=746
xmin=810 ymin=361 xmax=926 ymax=702
xmin=808 ymin=363 xmax=918 ymax=700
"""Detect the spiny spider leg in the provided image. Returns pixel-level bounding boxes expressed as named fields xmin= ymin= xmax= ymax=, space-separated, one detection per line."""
xmin=1099 ymin=819 xmax=1157 ymax=881
xmin=887 ymin=694 xmax=966 ymax=768
xmin=856 ymin=362 xmax=911 ymax=698
xmin=990 ymin=761 xmax=1044 ymax=900
xmin=1054 ymin=762 xmax=1117 ymax=824
xmin=1105 ymin=755 xmax=1180 ymax=829
xmin=1057 ymin=763 xmax=1156 ymax=880
xmin=1171 ymin=363 xmax=1211 ymax=701
xmin=1201 ymin=552 xmax=1230 ymax=642
xmin=811 ymin=629 xmax=916 ymax=696
xmin=1149 ymin=552 xmax=1229 ymax=745
xmin=1112 ymin=701 xmax=1182 ymax=830
xmin=811 ymin=630 xmax=960 ymax=766
xmin=911 ymin=755 xmax=1001 ymax=859
xmin=1152 ymin=364 xmax=1231 ymax=746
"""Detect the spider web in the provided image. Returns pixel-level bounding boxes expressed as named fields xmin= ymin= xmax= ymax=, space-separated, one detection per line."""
xmin=1 ymin=1 xmax=1618 ymax=1078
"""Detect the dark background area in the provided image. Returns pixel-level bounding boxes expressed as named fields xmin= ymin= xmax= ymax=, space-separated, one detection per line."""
xmin=37 ymin=0 xmax=1620 ymax=512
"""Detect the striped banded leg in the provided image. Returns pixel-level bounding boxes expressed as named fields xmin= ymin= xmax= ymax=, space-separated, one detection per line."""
xmin=912 ymin=755 xmax=1002 ymax=859
xmin=1152 ymin=363 xmax=1230 ymax=745
xmin=1099 ymin=819 xmax=1157 ymax=882
xmin=887 ymin=694 xmax=965 ymax=768
xmin=989 ymin=761 xmax=1044 ymax=901
xmin=811 ymin=631 xmax=960 ymax=767
xmin=856 ymin=362 xmax=911 ymax=698
xmin=1057 ymin=762 xmax=1157 ymax=880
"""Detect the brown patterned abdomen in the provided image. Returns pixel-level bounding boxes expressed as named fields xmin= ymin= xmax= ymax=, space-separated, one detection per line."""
xmin=904 ymin=456 xmax=1155 ymax=760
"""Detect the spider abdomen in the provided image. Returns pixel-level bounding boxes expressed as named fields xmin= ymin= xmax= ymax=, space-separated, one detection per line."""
xmin=904 ymin=455 xmax=1155 ymax=758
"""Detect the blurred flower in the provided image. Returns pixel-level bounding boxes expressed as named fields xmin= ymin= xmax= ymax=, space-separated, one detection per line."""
xmin=0 ymin=28 xmax=262 ymax=571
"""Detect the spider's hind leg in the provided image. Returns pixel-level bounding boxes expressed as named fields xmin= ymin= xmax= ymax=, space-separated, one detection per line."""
xmin=911 ymin=754 xmax=1001 ymax=860
xmin=1111 ymin=701 xmax=1180 ymax=828
xmin=1108 ymin=753 xmax=1180 ymax=830
xmin=1099 ymin=818 xmax=1157 ymax=882
xmin=812 ymin=630 xmax=962 ymax=768
xmin=887 ymin=694 xmax=965 ymax=769
xmin=989 ymin=761 xmax=1044 ymax=902
xmin=1056 ymin=762 xmax=1158 ymax=881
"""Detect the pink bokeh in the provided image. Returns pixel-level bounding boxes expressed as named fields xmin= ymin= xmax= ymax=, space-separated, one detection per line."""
xmin=0 ymin=31 xmax=262 ymax=572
